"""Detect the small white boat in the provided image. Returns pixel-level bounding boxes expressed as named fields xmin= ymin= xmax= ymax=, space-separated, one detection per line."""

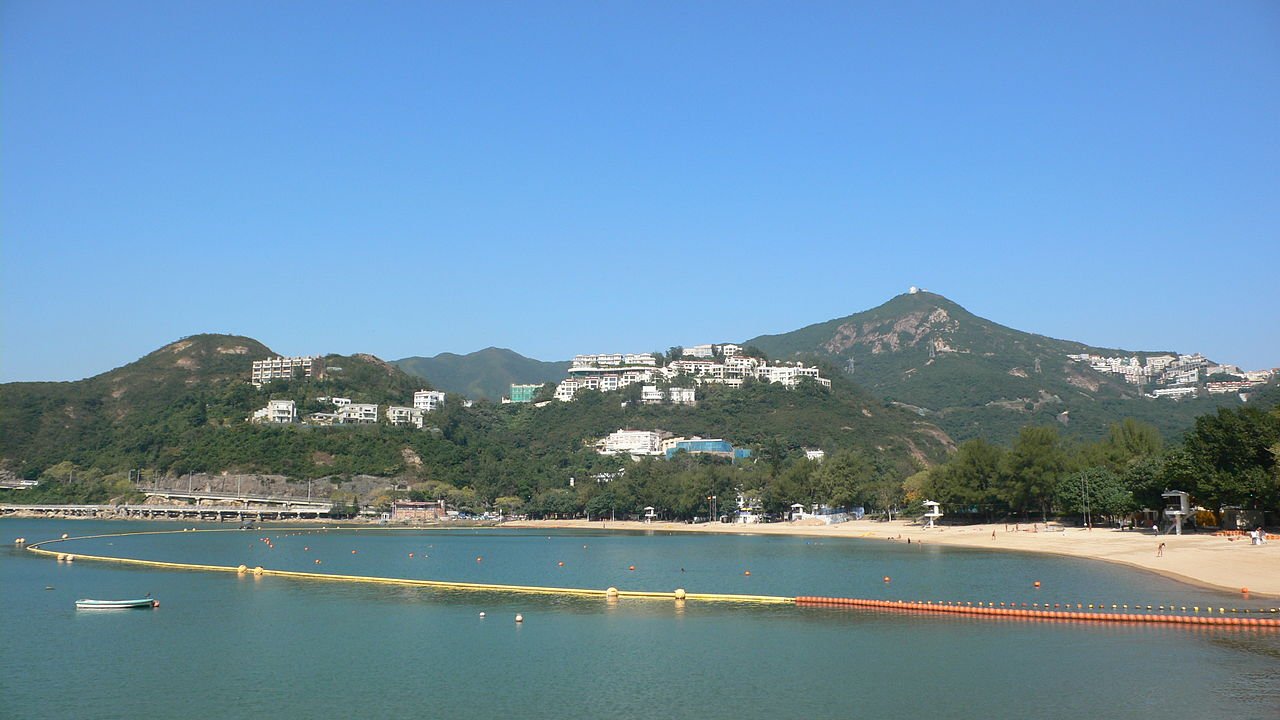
xmin=75 ymin=598 xmax=159 ymax=609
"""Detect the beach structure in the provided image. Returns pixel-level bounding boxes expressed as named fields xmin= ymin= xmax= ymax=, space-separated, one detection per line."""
xmin=643 ymin=506 xmax=656 ymax=523
xmin=922 ymin=500 xmax=943 ymax=528
xmin=1162 ymin=491 xmax=1191 ymax=535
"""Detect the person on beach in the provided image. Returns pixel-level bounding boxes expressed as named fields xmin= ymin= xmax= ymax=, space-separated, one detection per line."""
xmin=1157 ymin=542 xmax=1165 ymax=557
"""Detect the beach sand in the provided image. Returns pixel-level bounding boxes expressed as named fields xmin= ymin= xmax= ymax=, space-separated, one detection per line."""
xmin=502 ymin=518 xmax=1280 ymax=599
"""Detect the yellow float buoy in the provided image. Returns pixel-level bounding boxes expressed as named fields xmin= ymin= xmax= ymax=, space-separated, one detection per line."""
xmin=674 ymin=588 xmax=687 ymax=600
xmin=515 ymin=614 xmax=524 ymax=623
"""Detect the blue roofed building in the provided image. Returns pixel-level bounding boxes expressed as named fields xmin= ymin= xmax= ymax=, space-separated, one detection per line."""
xmin=662 ymin=437 xmax=752 ymax=461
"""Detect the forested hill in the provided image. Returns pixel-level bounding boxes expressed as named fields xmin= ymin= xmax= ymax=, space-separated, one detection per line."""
xmin=394 ymin=348 xmax=569 ymax=400
xmin=0 ymin=334 xmax=953 ymax=498
xmin=0 ymin=334 xmax=430 ymax=479
xmin=744 ymin=291 xmax=1244 ymax=444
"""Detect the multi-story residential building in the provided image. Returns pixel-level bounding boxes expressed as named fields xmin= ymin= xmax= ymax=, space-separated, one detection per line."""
xmin=757 ymin=364 xmax=830 ymax=388
xmin=640 ymin=386 xmax=696 ymax=405
xmin=251 ymin=356 xmax=322 ymax=386
xmin=386 ymin=405 xmax=427 ymax=428
xmin=506 ymin=383 xmax=544 ymax=403
xmin=1151 ymin=387 xmax=1198 ymax=399
xmin=596 ymin=429 xmax=667 ymax=456
xmin=413 ymin=390 xmax=447 ymax=412
xmin=250 ymin=399 xmax=297 ymax=424
xmin=335 ymin=403 xmax=379 ymax=424
xmin=554 ymin=378 xmax=586 ymax=402
xmin=684 ymin=344 xmax=716 ymax=358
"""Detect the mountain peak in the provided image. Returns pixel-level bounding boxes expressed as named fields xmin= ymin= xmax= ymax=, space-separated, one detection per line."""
xmin=744 ymin=294 xmax=1229 ymax=443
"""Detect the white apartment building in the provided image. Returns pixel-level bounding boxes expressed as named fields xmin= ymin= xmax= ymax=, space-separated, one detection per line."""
xmin=640 ymin=385 xmax=696 ymax=405
xmin=251 ymin=356 xmax=321 ymax=386
xmin=684 ymin=344 xmax=716 ymax=358
xmin=336 ymin=403 xmax=379 ymax=424
xmin=251 ymin=399 xmax=297 ymax=424
xmin=1151 ymin=387 xmax=1198 ymax=399
xmin=386 ymin=405 xmax=427 ymax=428
xmin=413 ymin=390 xmax=447 ymax=412
xmin=757 ymin=364 xmax=831 ymax=388
xmin=596 ymin=429 xmax=665 ymax=456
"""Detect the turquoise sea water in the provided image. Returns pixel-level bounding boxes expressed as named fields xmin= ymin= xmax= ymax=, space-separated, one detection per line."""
xmin=2 ymin=519 xmax=1278 ymax=719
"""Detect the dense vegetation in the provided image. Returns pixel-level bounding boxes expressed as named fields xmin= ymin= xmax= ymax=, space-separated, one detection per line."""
xmin=745 ymin=291 xmax=1247 ymax=444
xmin=915 ymin=406 xmax=1280 ymax=525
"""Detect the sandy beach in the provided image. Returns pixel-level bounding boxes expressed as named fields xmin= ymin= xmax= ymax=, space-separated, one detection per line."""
xmin=502 ymin=518 xmax=1280 ymax=599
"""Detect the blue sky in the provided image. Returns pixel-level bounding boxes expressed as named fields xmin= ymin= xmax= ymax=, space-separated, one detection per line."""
xmin=3 ymin=1 xmax=1278 ymax=382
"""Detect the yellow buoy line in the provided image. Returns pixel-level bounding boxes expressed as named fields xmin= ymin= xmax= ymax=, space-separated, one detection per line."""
xmin=23 ymin=529 xmax=1280 ymax=625
xmin=25 ymin=528 xmax=792 ymax=605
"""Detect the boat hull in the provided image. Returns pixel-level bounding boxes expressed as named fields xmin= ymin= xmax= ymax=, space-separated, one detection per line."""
xmin=75 ymin=598 xmax=158 ymax=609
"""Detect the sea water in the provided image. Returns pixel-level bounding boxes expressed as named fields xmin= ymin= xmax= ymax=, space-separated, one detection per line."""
xmin=2 ymin=519 xmax=1277 ymax=719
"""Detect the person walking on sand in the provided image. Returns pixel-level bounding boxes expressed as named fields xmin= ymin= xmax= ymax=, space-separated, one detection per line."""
xmin=1157 ymin=542 xmax=1165 ymax=557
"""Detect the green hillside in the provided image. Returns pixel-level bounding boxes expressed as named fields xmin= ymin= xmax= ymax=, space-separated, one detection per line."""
xmin=1 ymin=336 xmax=954 ymax=517
xmin=0 ymin=336 xmax=429 ymax=479
xmin=394 ymin=347 xmax=570 ymax=400
xmin=745 ymin=292 xmax=1244 ymax=444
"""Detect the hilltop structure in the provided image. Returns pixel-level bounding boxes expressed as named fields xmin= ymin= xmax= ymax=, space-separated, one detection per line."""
xmin=251 ymin=356 xmax=322 ymax=386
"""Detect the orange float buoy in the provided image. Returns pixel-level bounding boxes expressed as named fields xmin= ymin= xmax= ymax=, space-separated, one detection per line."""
xmin=744 ymin=570 xmax=751 ymax=576
xmin=409 ymin=553 xmax=414 ymax=558
xmin=351 ymin=550 xmax=357 ymax=554
xmin=883 ymin=576 xmax=890 ymax=583
xmin=558 ymin=561 xmax=564 ymax=567
xmin=315 ymin=559 xmax=322 ymax=564
xmin=1033 ymin=581 xmax=1041 ymax=588
xmin=628 ymin=565 xmax=635 ymax=571
xmin=476 ymin=556 xmax=483 ymax=563
xmin=1241 ymin=587 xmax=1249 ymax=595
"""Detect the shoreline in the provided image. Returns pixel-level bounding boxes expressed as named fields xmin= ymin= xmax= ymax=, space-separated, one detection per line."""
xmin=7 ymin=511 xmax=1277 ymax=598
xmin=501 ymin=518 xmax=1280 ymax=599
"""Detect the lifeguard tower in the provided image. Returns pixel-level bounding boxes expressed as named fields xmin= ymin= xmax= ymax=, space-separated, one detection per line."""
xmin=922 ymin=500 xmax=943 ymax=528
xmin=1162 ymin=491 xmax=1192 ymax=535
xmin=643 ymin=506 xmax=657 ymax=524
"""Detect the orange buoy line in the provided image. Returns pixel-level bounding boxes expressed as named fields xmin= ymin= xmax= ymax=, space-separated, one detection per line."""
xmin=794 ymin=597 xmax=1280 ymax=627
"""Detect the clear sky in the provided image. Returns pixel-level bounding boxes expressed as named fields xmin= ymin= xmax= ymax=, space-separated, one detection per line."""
xmin=3 ymin=1 xmax=1278 ymax=382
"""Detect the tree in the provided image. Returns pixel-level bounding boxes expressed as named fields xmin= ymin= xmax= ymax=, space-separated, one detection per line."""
xmin=1182 ymin=407 xmax=1280 ymax=511
xmin=1056 ymin=467 xmax=1134 ymax=524
xmin=926 ymin=438 xmax=1005 ymax=518
xmin=813 ymin=449 xmax=871 ymax=508
xmin=999 ymin=425 xmax=1069 ymax=519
